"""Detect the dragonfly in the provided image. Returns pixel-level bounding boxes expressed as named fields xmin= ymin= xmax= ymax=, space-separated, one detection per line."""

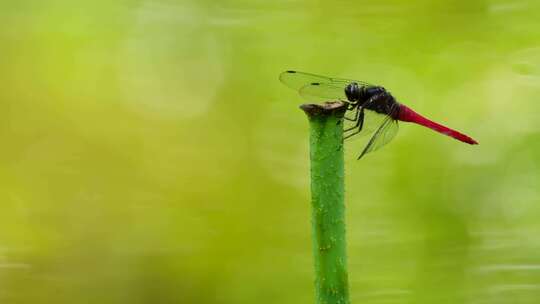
xmin=279 ymin=70 xmax=478 ymax=159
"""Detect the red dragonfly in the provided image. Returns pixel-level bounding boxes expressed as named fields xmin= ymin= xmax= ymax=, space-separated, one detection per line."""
xmin=279 ymin=70 xmax=478 ymax=159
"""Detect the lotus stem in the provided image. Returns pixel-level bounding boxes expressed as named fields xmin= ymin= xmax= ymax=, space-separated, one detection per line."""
xmin=300 ymin=101 xmax=350 ymax=304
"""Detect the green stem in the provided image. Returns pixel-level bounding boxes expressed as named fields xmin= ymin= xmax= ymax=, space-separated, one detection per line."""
xmin=300 ymin=102 xmax=350 ymax=304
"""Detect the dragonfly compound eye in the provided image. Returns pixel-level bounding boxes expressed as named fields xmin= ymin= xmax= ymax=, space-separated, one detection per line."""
xmin=345 ymin=82 xmax=360 ymax=101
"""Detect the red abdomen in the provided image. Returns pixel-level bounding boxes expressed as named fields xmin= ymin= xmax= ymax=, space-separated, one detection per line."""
xmin=397 ymin=104 xmax=478 ymax=145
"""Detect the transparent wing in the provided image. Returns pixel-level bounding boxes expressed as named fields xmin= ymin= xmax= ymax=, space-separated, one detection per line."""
xmin=343 ymin=103 xmax=399 ymax=160
xmin=357 ymin=113 xmax=399 ymax=159
xmin=298 ymin=82 xmax=347 ymax=101
xmin=344 ymin=108 xmax=384 ymax=141
xmin=279 ymin=70 xmax=375 ymax=93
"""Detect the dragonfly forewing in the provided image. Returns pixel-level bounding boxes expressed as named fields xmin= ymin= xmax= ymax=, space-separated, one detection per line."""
xmin=279 ymin=70 xmax=374 ymax=92
xmin=299 ymin=82 xmax=348 ymax=101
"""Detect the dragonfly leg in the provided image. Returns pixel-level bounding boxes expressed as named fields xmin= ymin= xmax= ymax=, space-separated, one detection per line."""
xmin=344 ymin=93 xmax=383 ymax=135
xmin=358 ymin=109 xmax=365 ymax=130
xmin=344 ymin=113 xmax=356 ymax=121
xmin=344 ymin=108 xmax=361 ymax=131
xmin=345 ymin=93 xmax=393 ymax=141
xmin=344 ymin=109 xmax=365 ymax=139
xmin=344 ymin=129 xmax=360 ymax=139
xmin=344 ymin=103 xmax=358 ymax=121
xmin=344 ymin=108 xmax=364 ymax=133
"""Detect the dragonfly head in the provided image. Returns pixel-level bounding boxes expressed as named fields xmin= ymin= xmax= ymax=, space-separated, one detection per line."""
xmin=345 ymin=82 xmax=361 ymax=101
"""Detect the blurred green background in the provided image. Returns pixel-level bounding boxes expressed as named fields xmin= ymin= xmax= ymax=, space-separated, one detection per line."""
xmin=1 ymin=0 xmax=540 ymax=303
